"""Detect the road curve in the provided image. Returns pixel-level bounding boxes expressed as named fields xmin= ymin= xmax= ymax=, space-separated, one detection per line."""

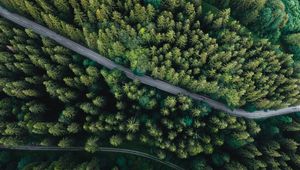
xmin=0 ymin=6 xmax=299 ymax=119
xmin=0 ymin=145 xmax=184 ymax=170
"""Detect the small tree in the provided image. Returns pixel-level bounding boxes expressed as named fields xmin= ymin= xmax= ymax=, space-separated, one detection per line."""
xmin=110 ymin=135 xmax=123 ymax=146
xmin=85 ymin=137 xmax=99 ymax=153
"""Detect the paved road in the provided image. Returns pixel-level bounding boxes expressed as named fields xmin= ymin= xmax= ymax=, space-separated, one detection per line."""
xmin=0 ymin=145 xmax=184 ymax=170
xmin=0 ymin=6 xmax=299 ymax=119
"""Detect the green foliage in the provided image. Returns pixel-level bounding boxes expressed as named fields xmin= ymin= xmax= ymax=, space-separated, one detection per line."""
xmin=226 ymin=137 xmax=249 ymax=149
xmin=282 ymin=0 xmax=300 ymax=34
xmin=110 ymin=135 xmax=122 ymax=147
xmin=85 ymin=137 xmax=99 ymax=153
xmin=0 ymin=151 xmax=165 ymax=170
xmin=0 ymin=1 xmax=300 ymax=170
xmin=284 ymin=33 xmax=300 ymax=60
xmin=3 ymin=0 xmax=299 ymax=109
xmin=144 ymin=0 xmax=161 ymax=8
xmin=212 ymin=152 xmax=230 ymax=167
xmin=206 ymin=0 xmax=300 ymax=63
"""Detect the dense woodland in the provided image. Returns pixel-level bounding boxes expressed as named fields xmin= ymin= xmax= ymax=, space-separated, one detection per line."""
xmin=0 ymin=151 xmax=167 ymax=169
xmin=0 ymin=0 xmax=299 ymax=170
xmin=205 ymin=0 xmax=300 ymax=64
xmin=1 ymin=0 xmax=299 ymax=109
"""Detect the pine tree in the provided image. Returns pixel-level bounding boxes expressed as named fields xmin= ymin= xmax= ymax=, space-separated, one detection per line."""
xmin=85 ymin=137 xmax=99 ymax=153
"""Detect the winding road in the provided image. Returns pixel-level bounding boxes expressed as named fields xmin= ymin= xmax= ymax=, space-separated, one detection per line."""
xmin=0 ymin=145 xmax=184 ymax=170
xmin=0 ymin=6 xmax=299 ymax=119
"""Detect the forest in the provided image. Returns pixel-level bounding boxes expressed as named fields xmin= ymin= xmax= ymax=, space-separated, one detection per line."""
xmin=0 ymin=0 xmax=299 ymax=169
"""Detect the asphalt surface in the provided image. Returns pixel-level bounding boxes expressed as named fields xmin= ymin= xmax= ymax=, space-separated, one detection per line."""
xmin=0 ymin=5 xmax=299 ymax=119
xmin=0 ymin=145 xmax=184 ymax=170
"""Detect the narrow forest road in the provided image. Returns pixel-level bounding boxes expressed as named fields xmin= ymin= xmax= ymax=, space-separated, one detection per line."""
xmin=0 ymin=6 xmax=299 ymax=119
xmin=0 ymin=145 xmax=184 ymax=170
